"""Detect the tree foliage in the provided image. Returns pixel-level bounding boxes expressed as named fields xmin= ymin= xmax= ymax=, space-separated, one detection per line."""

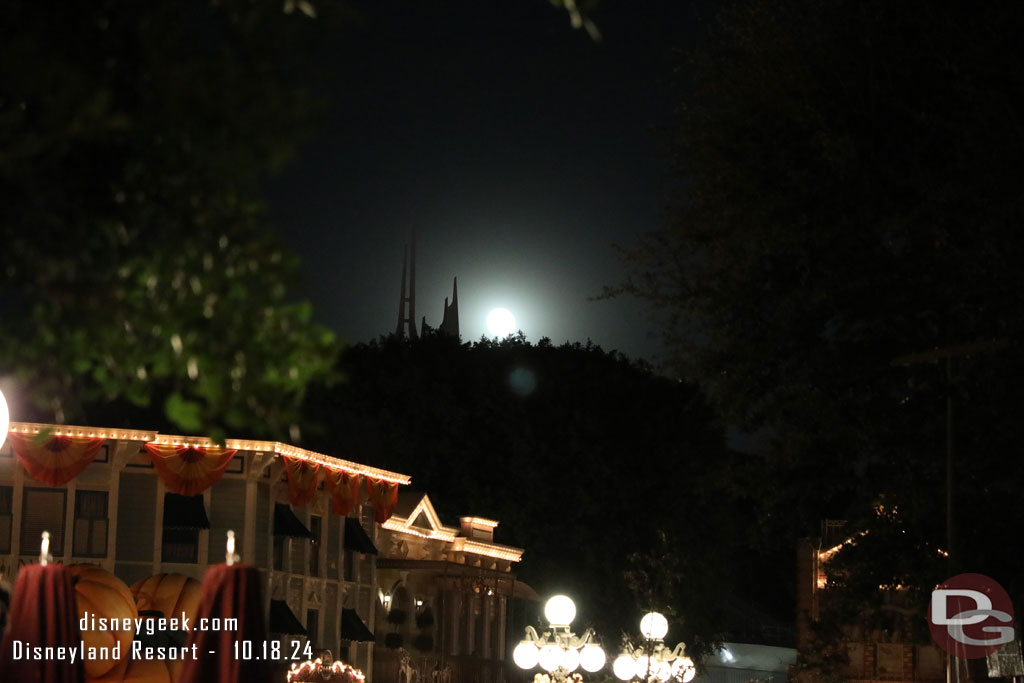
xmin=304 ymin=334 xmax=733 ymax=650
xmin=612 ymin=0 xmax=1024 ymax=639
xmin=0 ymin=0 xmax=341 ymax=438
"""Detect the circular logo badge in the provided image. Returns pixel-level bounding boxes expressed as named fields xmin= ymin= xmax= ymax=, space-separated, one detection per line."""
xmin=928 ymin=573 xmax=1015 ymax=659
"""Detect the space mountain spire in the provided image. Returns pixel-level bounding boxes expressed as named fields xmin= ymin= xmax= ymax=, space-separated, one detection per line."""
xmin=394 ymin=239 xmax=459 ymax=341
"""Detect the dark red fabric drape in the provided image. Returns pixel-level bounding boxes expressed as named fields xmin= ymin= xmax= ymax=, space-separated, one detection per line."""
xmin=0 ymin=564 xmax=86 ymax=683
xmin=177 ymin=564 xmax=271 ymax=683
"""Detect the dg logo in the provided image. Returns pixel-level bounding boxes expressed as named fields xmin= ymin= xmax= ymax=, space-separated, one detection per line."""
xmin=928 ymin=573 xmax=1015 ymax=659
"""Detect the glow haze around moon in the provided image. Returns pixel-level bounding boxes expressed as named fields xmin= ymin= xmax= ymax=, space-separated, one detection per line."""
xmin=486 ymin=307 xmax=516 ymax=337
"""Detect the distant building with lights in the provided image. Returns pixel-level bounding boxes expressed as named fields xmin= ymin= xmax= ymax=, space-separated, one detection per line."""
xmin=0 ymin=421 xmax=528 ymax=683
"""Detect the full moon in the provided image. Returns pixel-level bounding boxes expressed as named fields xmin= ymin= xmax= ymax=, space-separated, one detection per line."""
xmin=486 ymin=308 xmax=516 ymax=337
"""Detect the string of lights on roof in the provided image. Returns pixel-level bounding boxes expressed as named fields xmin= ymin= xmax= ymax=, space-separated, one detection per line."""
xmin=8 ymin=421 xmax=410 ymax=485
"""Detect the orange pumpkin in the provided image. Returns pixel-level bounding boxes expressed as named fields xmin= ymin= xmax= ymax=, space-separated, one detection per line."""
xmin=130 ymin=573 xmax=202 ymax=681
xmin=130 ymin=573 xmax=201 ymax=624
xmin=121 ymin=657 xmax=173 ymax=683
xmin=67 ymin=564 xmax=137 ymax=681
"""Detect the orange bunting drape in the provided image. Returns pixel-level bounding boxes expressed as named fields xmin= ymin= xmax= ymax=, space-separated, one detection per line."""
xmin=323 ymin=469 xmax=361 ymax=516
xmin=144 ymin=444 xmax=237 ymax=496
xmin=8 ymin=433 xmax=105 ymax=486
xmin=366 ymin=478 xmax=399 ymax=523
xmin=282 ymin=456 xmax=320 ymax=506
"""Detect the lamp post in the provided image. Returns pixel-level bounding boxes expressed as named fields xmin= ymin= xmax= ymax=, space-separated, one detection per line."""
xmin=612 ymin=612 xmax=695 ymax=683
xmin=513 ymin=595 xmax=606 ymax=683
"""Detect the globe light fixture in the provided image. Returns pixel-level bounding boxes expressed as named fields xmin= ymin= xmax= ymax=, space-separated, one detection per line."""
xmin=514 ymin=595 xmax=606 ymax=683
xmin=615 ymin=611 xmax=696 ymax=683
xmin=0 ymin=387 xmax=8 ymax=451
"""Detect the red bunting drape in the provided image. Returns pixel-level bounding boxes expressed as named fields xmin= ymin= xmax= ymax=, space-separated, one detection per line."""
xmin=366 ymin=478 xmax=399 ymax=523
xmin=283 ymin=456 xmax=320 ymax=506
xmin=8 ymin=433 xmax=105 ymax=486
xmin=144 ymin=444 xmax=238 ymax=496
xmin=323 ymin=468 xmax=361 ymax=516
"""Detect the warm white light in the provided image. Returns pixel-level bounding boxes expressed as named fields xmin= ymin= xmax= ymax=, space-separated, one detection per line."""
xmin=513 ymin=642 xmax=540 ymax=670
xmin=673 ymin=657 xmax=696 ymax=683
xmin=538 ymin=644 xmax=565 ymax=672
xmin=613 ymin=655 xmax=636 ymax=681
xmin=544 ymin=595 xmax=576 ymax=626
xmin=486 ymin=307 xmax=516 ymax=337
xmin=654 ymin=660 xmax=673 ymax=681
xmin=0 ymin=388 xmax=8 ymax=450
xmin=640 ymin=612 xmax=669 ymax=640
xmin=563 ymin=647 xmax=580 ymax=673
xmin=634 ymin=655 xmax=650 ymax=678
xmin=580 ymin=644 xmax=606 ymax=672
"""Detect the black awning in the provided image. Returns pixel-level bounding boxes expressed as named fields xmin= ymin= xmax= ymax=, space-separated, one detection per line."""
xmin=274 ymin=503 xmax=313 ymax=539
xmin=340 ymin=608 xmax=374 ymax=642
xmin=163 ymin=493 xmax=210 ymax=529
xmin=344 ymin=517 xmax=378 ymax=555
xmin=269 ymin=599 xmax=308 ymax=636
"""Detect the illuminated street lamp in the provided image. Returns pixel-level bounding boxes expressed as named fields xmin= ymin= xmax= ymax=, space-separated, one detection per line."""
xmin=513 ymin=595 xmax=606 ymax=682
xmin=613 ymin=612 xmax=695 ymax=683
xmin=0 ymin=387 xmax=8 ymax=450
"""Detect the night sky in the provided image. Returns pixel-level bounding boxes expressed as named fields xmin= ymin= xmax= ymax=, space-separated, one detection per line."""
xmin=266 ymin=1 xmax=703 ymax=363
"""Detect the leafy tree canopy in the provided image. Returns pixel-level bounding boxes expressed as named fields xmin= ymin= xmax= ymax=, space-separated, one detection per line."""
xmin=0 ymin=0 xmax=345 ymax=439
xmin=304 ymin=334 xmax=739 ymax=655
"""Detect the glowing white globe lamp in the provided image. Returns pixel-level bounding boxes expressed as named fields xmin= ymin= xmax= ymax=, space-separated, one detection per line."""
xmin=654 ymin=660 xmax=673 ymax=681
xmin=0 ymin=388 xmax=8 ymax=450
xmin=563 ymin=647 xmax=581 ymax=673
xmin=613 ymin=654 xmax=637 ymax=681
xmin=544 ymin=595 xmax=577 ymax=627
xmin=539 ymin=644 xmax=566 ymax=672
xmin=513 ymin=642 xmax=540 ymax=670
xmin=678 ymin=658 xmax=696 ymax=683
xmin=580 ymin=644 xmax=607 ymax=673
xmin=640 ymin=612 xmax=669 ymax=640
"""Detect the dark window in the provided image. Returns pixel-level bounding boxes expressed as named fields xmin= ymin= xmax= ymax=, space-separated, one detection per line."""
xmin=343 ymin=549 xmax=354 ymax=581
xmin=161 ymin=493 xmax=207 ymax=563
xmin=0 ymin=486 xmax=12 ymax=553
xmin=309 ymin=515 xmax=322 ymax=577
xmin=306 ymin=608 xmax=319 ymax=647
xmin=73 ymin=490 xmax=108 ymax=557
xmin=20 ymin=488 xmax=66 ymax=556
xmin=273 ymin=535 xmax=286 ymax=570
xmin=162 ymin=528 xmax=199 ymax=563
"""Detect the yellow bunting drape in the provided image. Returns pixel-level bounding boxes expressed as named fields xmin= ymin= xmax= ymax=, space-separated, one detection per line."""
xmin=366 ymin=478 xmax=399 ymax=523
xmin=283 ymin=456 xmax=321 ymax=506
xmin=143 ymin=443 xmax=237 ymax=496
xmin=8 ymin=433 xmax=105 ymax=486
xmin=323 ymin=469 xmax=361 ymax=516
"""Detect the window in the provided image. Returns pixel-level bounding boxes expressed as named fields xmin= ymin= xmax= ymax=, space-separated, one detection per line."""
xmin=161 ymin=493 xmax=208 ymax=564
xmin=0 ymin=486 xmax=12 ymax=553
xmin=273 ymin=535 xmax=286 ymax=571
xmin=20 ymin=488 xmax=66 ymax=556
xmin=309 ymin=515 xmax=322 ymax=577
xmin=343 ymin=549 xmax=354 ymax=581
xmin=306 ymin=608 xmax=319 ymax=647
xmin=73 ymin=490 xmax=108 ymax=557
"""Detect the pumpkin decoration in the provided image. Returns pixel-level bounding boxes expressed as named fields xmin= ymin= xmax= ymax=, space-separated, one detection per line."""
xmin=67 ymin=564 xmax=137 ymax=681
xmin=130 ymin=573 xmax=202 ymax=681
xmin=130 ymin=573 xmax=201 ymax=625
xmin=120 ymin=657 xmax=173 ymax=683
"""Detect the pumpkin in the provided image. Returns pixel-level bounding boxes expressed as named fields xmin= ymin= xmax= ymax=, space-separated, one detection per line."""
xmin=130 ymin=573 xmax=202 ymax=681
xmin=67 ymin=564 xmax=137 ymax=681
xmin=130 ymin=573 xmax=201 ymax=625
xmin=121 ymin=657 xmax=173 ymax=683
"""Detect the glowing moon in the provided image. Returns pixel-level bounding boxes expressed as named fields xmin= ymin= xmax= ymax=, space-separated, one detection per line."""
xmin=486 ymin=308 xmax=516 ymax=337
